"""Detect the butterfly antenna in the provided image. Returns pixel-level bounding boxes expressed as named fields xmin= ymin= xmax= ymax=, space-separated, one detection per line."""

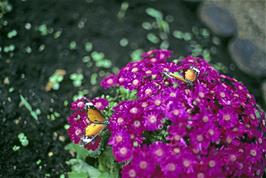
xmin=163 ymin=72 xmax=173 ymax=78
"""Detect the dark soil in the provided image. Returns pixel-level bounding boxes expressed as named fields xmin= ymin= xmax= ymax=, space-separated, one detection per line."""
xmin=0 ymin=0 xmax=264 ymax=177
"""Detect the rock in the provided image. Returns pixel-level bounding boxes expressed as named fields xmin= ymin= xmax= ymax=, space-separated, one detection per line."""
xmin=199 ymin=4 xmax=237 ymax=37
xmin=229 ymin=38 xmax=266 ymax=77
xmin=203 ymin=0 xmax=266 ymax=58
xmin=262 ymin=81 xmax=266 ymax=105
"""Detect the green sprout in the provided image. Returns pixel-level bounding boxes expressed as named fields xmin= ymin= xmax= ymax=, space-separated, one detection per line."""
xmin=36 ymin=159 xmax=42 ymax=165
xmin=64 ymin=124 xmax=70 ymax=130
xmin=38 ymin=24 xmax=48 ymax=36
xmin=90 ymin=73 xmax=98 ymax=85
xmin=91 ymin=51 xmax=104 ymax=61
xmin=145 ymin=7 xmax=170 ymax=48
xmin=142 ymin=22 xmax=152 ymax=30
xmin=70 ymin=73 xmax=84 ymax=87
xmin=3 ymin=44 xmax=15 ymax=53
xmin=173 ymin=30 xmax=192 ymax=41
xmin=18 ymin=133 xmax=29 ymax=146
xmin=73 ymin=90 xmax=89 ymax=101
xmin=54 ymin=30 xmax=62 ymax=39
xmin=160 ymin=40 xmax=169 ymax=49
xmin=130 ymin=49 xmax=144 ymax=61
xmin=69 ymin=41 xmax=77 ymax=50
xmin=82 ymin=56 xmax=91 ymax=63
xmin=173 ymin=30 xmax=182 ymax=39
xmin=25 ymin=23 xmax=31 ymax=30
xmin=7 ymin=30 xmax=17 ymax=38
xmin=119 ymin=38 xmax=128 ymax=47
xmin=91 ymin=51 xmax=112 ymax=68
xmin=12 ymin=145 xmax=20 ymax=151
xmin=201 ymin=28 xmax=210 ymax=38
xmin=25 ymin=46 xmax=32 ymax=53
xmin=84 ymin=42 xmax=93 ymax=52
xmin=0 ymin=0 xmax=12 ymax=18
xmin=213 ymin=62 xmax=228 ymax=73
xmin=20 ymin=95 xmax=40 ymax=120
xmin=46 ymin=69 xmax=66 ymax=91
xmin=38 ymin=44 xmax=45 ymax=52
xmin=96 ymin=60 xmax=112 ymax=68
xmin=146 ymin=7 xmax=163 ymax=20
xmin=47 ymin=111 xmax=60 ymax=121
xmin=147 ymin=33 xmax=159 ymax=44
xmin=145 ymin=8 xmax=169 ymax=33
xmin=117 ymin=2 xmax=129 ymax=19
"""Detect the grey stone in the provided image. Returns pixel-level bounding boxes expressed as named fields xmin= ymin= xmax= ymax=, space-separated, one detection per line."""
xmin=229 ymin=38 xmax=266 ymax=77
xmin=204 ymin=0 xmax=266 ymax=56
xmin=199 ymin=4 xmax=237 ymax=37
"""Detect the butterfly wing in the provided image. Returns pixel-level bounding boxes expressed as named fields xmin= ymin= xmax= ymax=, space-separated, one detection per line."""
xmin=170 ymin=72 xmax=186 ymax=82
xmin=85 ymin=123 xmax=105 ymax=137
xmin=87 ymin=107 xmax=105 ymax=123
xmin=185 ymin=69 xmax=197 ymax=82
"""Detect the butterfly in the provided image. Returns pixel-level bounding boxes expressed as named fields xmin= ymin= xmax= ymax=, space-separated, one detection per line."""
xmin=79 ymin=102 xmax=108 ymax=150
xmin=164 ymin=66 xmax=200 ymax=85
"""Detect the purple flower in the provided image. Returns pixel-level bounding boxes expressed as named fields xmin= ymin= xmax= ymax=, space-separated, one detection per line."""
xmin=70 ymin=97 xmax=89 ymax=111
xmin=149 ymin=142 xmax=171 ymax=163
xmin=108 ymin=130 xmax=131 ymax=147
xmin=67 ymin=110 xmax=89 ymax=126
xmin=142 ymin=49 xmax=172 ymax=63
xmin=67 ymin=121 xmax=86 ymax=144
xmin=218 ymin=106 xmax=239 ymax=128
xmin=161 ymin=156 xmax=181 ymax=178
xmin=112 ymin=144 xmax=133 ymax=163
xmin=189 ymin=128 xmax=211 ymax=154
xmin=165 ymin=100 xmax=189 ymax=123
xmin=92 ymin=97 xmax=109 ymax=110
xmin=121 ymin=164 xmax=138 ymax=178
xmin=130 ymin=147 xmax=156 ymax=177
xmin=137 ymin=82 xmax=161 ymax=98
xmin=100 ymin=73 xmax=117 ymax=89
xmin=143 ymin=110 xmax=164 ymax=131
xmin=195 ymin=155 xmax=225 ymax=178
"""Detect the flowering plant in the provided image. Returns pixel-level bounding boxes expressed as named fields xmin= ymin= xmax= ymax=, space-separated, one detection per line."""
xmin=67 ymin=49 xmax=266 ymax=178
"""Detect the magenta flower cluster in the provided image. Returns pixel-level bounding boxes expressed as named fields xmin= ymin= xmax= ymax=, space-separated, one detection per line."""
xmin=101 ymin=50 xmax=266 ymax=178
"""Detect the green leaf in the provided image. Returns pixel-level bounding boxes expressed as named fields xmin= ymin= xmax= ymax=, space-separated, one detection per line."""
xmin=20 ymin=95 xmax=33 ymax=111
xmin=91 ymin=51 xmax=105 ymax=61
xmin=96 ymin=60 xmax=112 ymax=68
xmin=158 ymin=20 xmax=169 ymax=33
xmin=67 ymin=159 xmax=102 ymax=178
xmin=146 ymin=8 xmax=163 ymax=20
xmin=20 ymin=95 xmax=38 ymax=120
xmin=147 ymin=33 xmax=159 ymax=44
xmin=98 ymin=148 xmax=119 ymax=178
xmin=118 ymin=87 xmax=137 ymax=100
xmin=18 ymin=132 xmax=29 ymax=146
xmin=85 ymin=42 xmax=93 ymax=52
xmin=65 ymin=143 xmax=89 ymax=160
xmin=130 ymin=49 xmax=144 ymax=61
xmin=90 ymin=73 xmax=98 ymax=85
xmin=68 ymin=171 xmax=88 ymax=178
xmin=65 ymin=143 xmax=102 ymax=159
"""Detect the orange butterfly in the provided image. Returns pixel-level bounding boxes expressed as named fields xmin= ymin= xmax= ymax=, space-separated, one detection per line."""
xmin=164 ymin=67 xmax=200 ymax=85
xmin=79 ymin=102 xmax=108 ymax=146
